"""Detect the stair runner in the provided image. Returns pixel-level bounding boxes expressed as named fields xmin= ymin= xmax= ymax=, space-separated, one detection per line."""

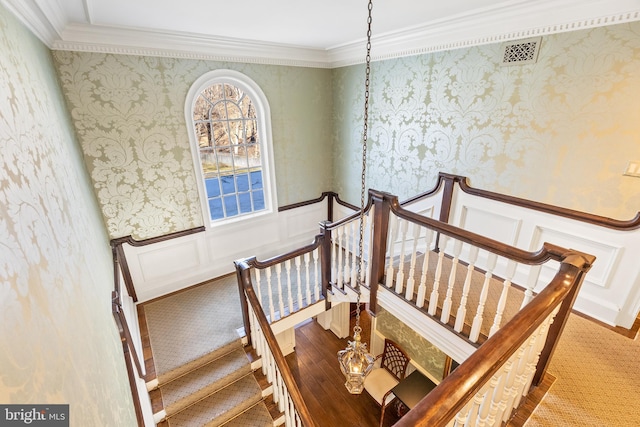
xmin=155 ymin=338 xmax=273 ymax=427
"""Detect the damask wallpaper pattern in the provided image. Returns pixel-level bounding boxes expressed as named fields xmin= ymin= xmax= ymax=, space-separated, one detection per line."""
xmin=376 ymin=309 xmax=446 ymax=381
xmin=333 ymin=22 xmax=640 ymax=219
xmin=53 ymin=53 xmax=333 ymax=239
xmin=0 ymin=5 xmax=136 ymax=425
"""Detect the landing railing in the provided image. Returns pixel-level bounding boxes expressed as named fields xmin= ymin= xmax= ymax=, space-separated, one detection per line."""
xmin=235 ymin=185 xmax=596 ymax=426
xmin=371 ymin=190 xmax=569 ymax=344
xmin=235 ymin=236 xmax=326 ymax=344
xmin=394 ymin=254 xmax=593 ymax=426
xmin=236 ymin=258 xmax=317 ymax=427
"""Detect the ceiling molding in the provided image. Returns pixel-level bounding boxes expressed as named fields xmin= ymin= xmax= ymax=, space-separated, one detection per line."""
xmin=329 ymin=6 xmax=640 ymax=67
xmin=0 ymin=0 xmax=63 ymax=43
xmin=52 ymin=23 xmax=332 ymax=68
xmin=5 ymin=0 xmax=640 ymax=69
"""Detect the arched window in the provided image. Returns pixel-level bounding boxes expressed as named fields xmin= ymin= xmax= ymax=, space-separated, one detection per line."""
xmin=186 ymin=70 xmax=277 ymax=225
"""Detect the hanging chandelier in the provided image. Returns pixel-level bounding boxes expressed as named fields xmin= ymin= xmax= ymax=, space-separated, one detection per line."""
xmin=337 ymin=0 xmax=375 ymax=395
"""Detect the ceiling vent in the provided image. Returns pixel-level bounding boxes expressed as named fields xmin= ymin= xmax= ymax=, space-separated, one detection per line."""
xmin=501 ymin=37 xmax=542 ymax=65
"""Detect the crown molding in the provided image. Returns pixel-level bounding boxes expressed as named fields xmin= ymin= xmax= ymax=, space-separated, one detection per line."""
xmin=5 ymin=0 xmax=640 ymax=69
xmin=52 ymin=23 xmax=332 ymax=68
xmin=329 ymin=1 xmax=640 ymax=67
xmin=0 ymin=0 xmax=63 ymax=43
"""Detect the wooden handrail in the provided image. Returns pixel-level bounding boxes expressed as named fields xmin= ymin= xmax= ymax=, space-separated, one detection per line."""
xmin=110 ymin=226 xmax=205 ymax=302
xmin=378 ymin=190 xmax=575 ymax=266
xmin=236 ymin=260 xmax=317 ymax=427
xmin=235 ymin=235 xmax=326 ymax=344
xmin=405 ymin=172 xmax=640 ymax=230
xmin=394 ymin=253 xmax=594 ymax=427
xmin=244 ymin=235 xmax=324 ymax=269
xmin=110 ymin=226 xmax=206 ymax=427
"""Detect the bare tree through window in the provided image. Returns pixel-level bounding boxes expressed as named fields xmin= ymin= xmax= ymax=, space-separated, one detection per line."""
xmin=193 ymin=83 xmax=264 ymax=220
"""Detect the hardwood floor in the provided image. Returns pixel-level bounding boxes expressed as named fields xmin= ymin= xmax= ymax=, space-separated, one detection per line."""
xmin=285 ymin=310 xmax=402 ymax=427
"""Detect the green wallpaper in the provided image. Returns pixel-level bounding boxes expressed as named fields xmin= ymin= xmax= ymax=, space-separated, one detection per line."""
xmin=375 ymin=309 xmax=446 ymax=380
xmin=332 ymin=22 xmax=640 ymax=219
xmin=0 ymin=4 xmax=136 ymax=425
xmin=53 ymin=53 xmax=334 ymax=239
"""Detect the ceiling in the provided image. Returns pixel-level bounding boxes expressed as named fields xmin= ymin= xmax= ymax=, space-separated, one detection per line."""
xmin=4 ymin=0 xmax=640 ymax=67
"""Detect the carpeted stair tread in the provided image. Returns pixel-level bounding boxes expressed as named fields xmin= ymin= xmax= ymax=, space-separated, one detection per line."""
xmin=161 ymin=347 xmax=252 ymax=416
xmin=166 ymin=374 xmax=263 ymax=427
xmin=157 ymin=338 xmax=243 ymax=385
xmin=143 ymin=276 xmax=245 ymax=384
xmin=221 ymin=402 xmax=273 ymax=427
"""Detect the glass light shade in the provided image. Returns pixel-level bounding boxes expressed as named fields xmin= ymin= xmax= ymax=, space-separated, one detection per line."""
xmin=337 ymin=326 xmax=375 ymax=394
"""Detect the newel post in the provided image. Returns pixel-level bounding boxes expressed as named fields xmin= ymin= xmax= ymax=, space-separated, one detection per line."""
xmin=320 ymin=221 xmax=332 ymax=311
xmin=434 ymin=173 xmax=460 ymax=252
xmin=367 ymin=190 xmax=392 ymax=315
xmin=532 ymin=252 xmax=595 ymax=386
xmin=234 ymin=260 xmax=253 ymax=346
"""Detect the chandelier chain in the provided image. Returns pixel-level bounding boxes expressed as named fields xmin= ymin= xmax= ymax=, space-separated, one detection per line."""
xmin=355 ymin=0 xmax=373 ymax=326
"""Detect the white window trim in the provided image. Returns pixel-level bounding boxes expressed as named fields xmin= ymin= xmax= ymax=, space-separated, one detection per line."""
xmin=185 ymin=69 xmax=278 ymax=229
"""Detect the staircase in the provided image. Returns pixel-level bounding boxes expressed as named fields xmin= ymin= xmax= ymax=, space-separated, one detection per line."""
xmin=151 ymin=336 xmax=281 ymax=427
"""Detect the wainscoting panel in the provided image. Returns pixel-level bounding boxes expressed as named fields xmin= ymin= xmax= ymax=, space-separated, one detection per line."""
xmin=530 ymin=226 xmax=622 ymax=289
xmin=138 ymin=238 xmax=201 ymax=283
xmin=126 ymin=203 xmax=328 ymax=302
xmin=458 ymin=205 xmax=522 ymax=246
xmin=448 ymin=186 xmax=640 ymax=328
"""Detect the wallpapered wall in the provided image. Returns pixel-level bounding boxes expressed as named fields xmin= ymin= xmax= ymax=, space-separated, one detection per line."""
xmin=0 ymin=5 xmax=136 ymax=425
xmin=333 ymin=22 xmax=640 ymax=219
xmin=53 ymin=52 xmax=333 ymax=239
xmin=375 ymin=309 xmax=446 ymax=381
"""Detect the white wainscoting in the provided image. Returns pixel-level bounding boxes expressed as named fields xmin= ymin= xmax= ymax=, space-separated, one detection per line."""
xmin=125 ymin=202 xmax=329 ymax=302
xmin=448 ymin=189 xmax=640 ymax=328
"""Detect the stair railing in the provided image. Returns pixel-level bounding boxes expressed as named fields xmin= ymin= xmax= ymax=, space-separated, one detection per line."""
xmin=235 ymin=236 xmax=326 ymax=344
xmin=236 ymin=259 xmax=317 ymax=427
xmin=394 ymin=253 xmax=593 ymax=426
xmin=110 ymin=226 xmax=205 ymax=427
xmin=370 ymin=189 xmax=576 ymax=343
xmin=319 ymin=197 xmax=375 ymax=295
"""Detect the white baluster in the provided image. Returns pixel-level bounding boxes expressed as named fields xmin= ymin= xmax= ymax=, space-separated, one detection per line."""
xmin=488 ymin=369 xmax=509 ymax=425
xmin=304 ymin=252 xmax=312 ymax=304
xmin=313 ymin=248 xmax=320 ymax=301
xmin=416 ymin=229 xmax=434 ymax=308
xmin=428 ymin=235 xmax=448 ymax=316
xmin=469 ymin=252 xmax=498 ymax=342
xmin=336 ymin=226 xmax=344 ymax=289
xmin=330 ymin=228 xmax=337 ymax=286
xmin=474 ymin=381 xmax=494 ymax=426
xmin=489 ymin=259 xmax=517 ymax=336
xmin=350 ymin=220 xmax=358 ymax=286
xmin=265 ymin=266 xmax=275 ymax=322
xmin=275 ymin=263 xmax=285 ymax=320
xmin=385 ymin=214 xmax=398 ymax=288
xmin=463 ymin=390 xmax=484 ymax=426
xmin=522 ymin=264 xmax=541 ymax=308
xmin=285 ymin=260 xmax=294 ymax=315
xmin=394 ymin=219 xmax=409 ymax=294
xmin=455 ymin=245 xmax=479 ymax=332
xmin=405 ymin=223 xmax=421 ymax=300
xmin=295 ymin=256 xmax=303 ymax=309
xmin=502 ymin=352 xmax=521 ymax=417
xmin=343 ymin=224 xmax=351 ymax=286
xmin=441 ymin=238 xmax=463 ymax=324
xmin=363 ymin=212 xmax=372 ymax=287
xmin=497 ymin=360 xmax=515 ymax=424
xmin=254 ymin=268 xmax=263 ymax=306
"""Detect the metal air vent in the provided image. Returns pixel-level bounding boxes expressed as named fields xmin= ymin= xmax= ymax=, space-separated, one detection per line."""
xmin=501 ymin=37 xmax=542 ymax=65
